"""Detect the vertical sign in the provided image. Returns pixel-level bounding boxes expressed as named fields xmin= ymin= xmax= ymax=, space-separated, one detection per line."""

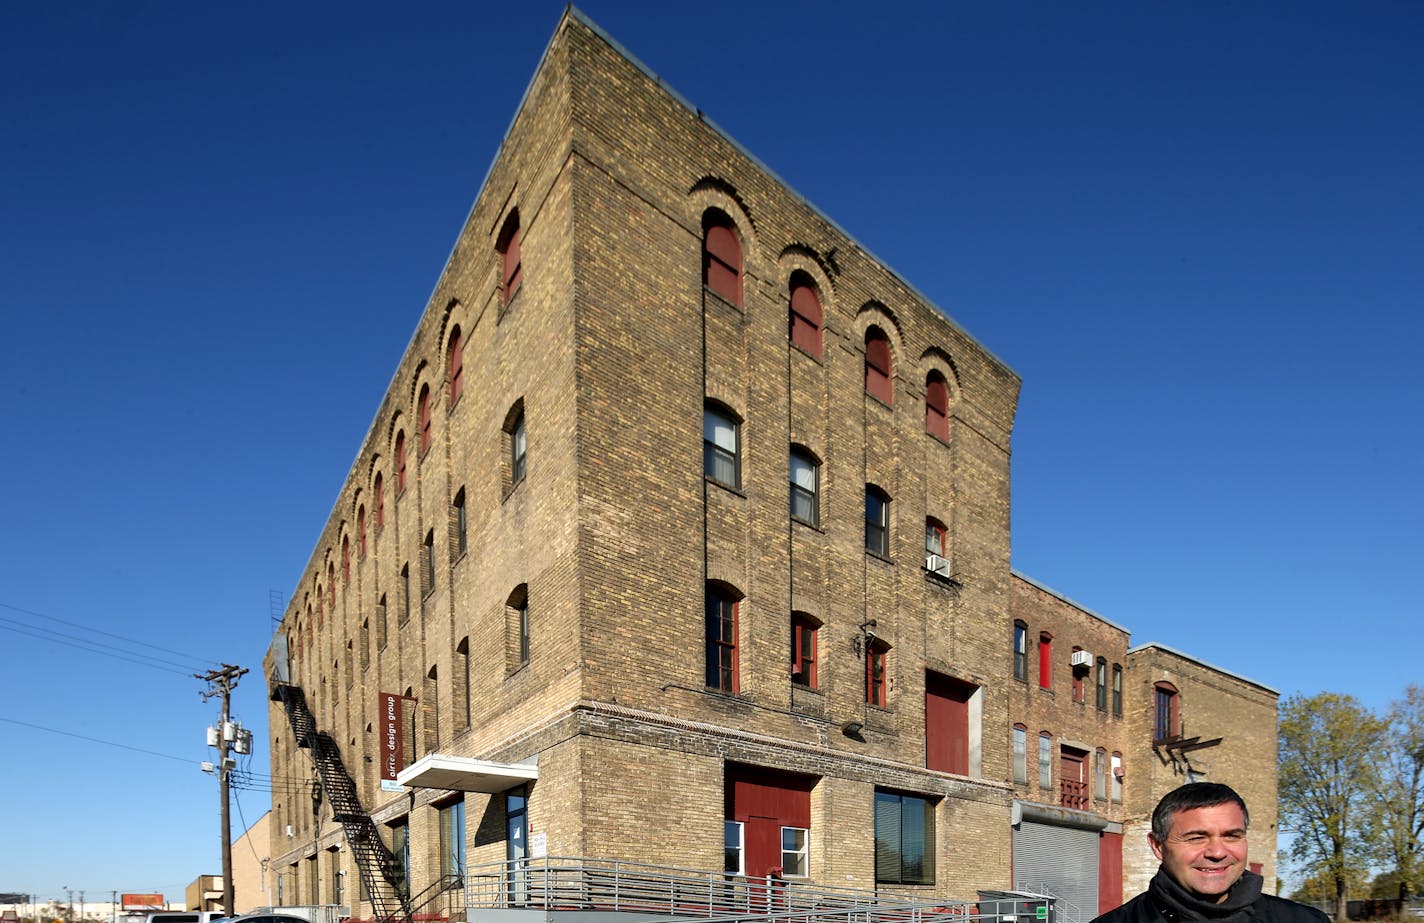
xmin=379 ymin=691 xmax=406 ymax=791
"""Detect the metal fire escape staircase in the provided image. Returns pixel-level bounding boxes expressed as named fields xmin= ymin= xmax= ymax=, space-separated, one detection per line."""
xmin=272 ymin=680 xmax=421 ymax=922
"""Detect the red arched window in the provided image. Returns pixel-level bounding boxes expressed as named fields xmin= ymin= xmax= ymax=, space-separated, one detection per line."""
xmin=394 ymin=431 xmax=407 ymax=494
xmin=373 ymin=472 xmax=385 ymax=527
xmin=448 ymin=326 xmax=464 ymax=406
xmin=865 ymin=327 xmax=893 ymax=404
xmin=925 ymin=371 xmax=949 ymax=440
xmin=789 ymin=274 xmax=822 ymax=356
xmin=357 ymin=506 xmax=367 ymax=558
xmin=498 ymin=210 xmax=522 ymax=305
xmin=1038 ymin=632 xmax=1053 ymax=689
xmin=342 ymin=537 xmax=350 ymax=583
xmin=418 ymin=385 xmax=433 ymax=455
xmin=702 ymin=211 xmax=742 ymax=307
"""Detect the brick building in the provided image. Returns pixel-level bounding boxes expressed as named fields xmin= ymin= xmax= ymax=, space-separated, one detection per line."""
xmin=1007 ymin=574 xmax=1279 ymax=918
xmin=263 ymin=9 xmax=1277 ymax=922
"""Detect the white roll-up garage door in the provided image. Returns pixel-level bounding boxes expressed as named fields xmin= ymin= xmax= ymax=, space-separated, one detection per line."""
xmin=1013 ymin=820 xmax=1099 ymax=923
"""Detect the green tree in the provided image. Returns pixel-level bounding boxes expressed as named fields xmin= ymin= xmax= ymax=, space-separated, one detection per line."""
xmin=1279 ymin=692 xmax=1386 ymax=922
xmin=1367 ymin=684 xmax=1424 ymax=900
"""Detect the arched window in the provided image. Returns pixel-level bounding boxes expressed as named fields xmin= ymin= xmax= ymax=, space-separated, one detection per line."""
xmin=1012 ymin=621 xmax=1028 ymax=681
xmin=507 ymin=584 xmax=530 ymax=670
xmin=865 ymin=326 xmax=893 ymax=404
xmin=327 ymin=565 xmax=336 ymax=606
xmin=789 ymin=273 xmax=822 ymax=356
xmin=357 ymin=506 xmax=367 ymax=558
xmin=925 ymin=370 xmax=950 ymax=440
xmin=497 ymin=210 xmax=522 ymax=305
xmin=1038 ymin=632 xmax=1053 ymax=689
xmin=1071 ymin=647 xmax=1085 ymax=702
xmin=790 ymin=612 xmax=820 ymax=688
xmin=866 ymin=638 xmax=889 ymax=706
xmin=374 ymin=472 xmax=385 ymax=527
xmin=341 ymin=537 xmax=350 ymax=583
xmin=1112 ymin=663 xmax=1123 ymax=717
xmin=925 ymin=517 xmax=949 ymax=576
xmin=419 ymin=384 xmax=433 ymax=456
xmin=1095 ymin=748 xmax=1108 ymax=801
xmin=865 ymin=484 xmax=891 ymax=556
xmin=394 ymin=431 xmax=408 ymax=494
xmin=705 ymin=582 xmax=741 ymax=693
xmin=1154 ymin=682 xmax=1180 ymax=741
xmin=1095 ymin=656 xmax=1109 ymax=711
xmin=1038 ymin=732 xmax=1053 ymax=789
xmin=702 ymin=210 xmax=742 ymax=307
xmin=505 ymin=402 xmax=527 ymax=488
xmin=448 ymin=326 xmax=464 ymax=406
xmin=790 ymin=447 xmax=819 ymax=525
xmin=703 ymin=402 xmax=740 ymax=489
xmin=1012 ymin=725 xmax=1028 ymax=783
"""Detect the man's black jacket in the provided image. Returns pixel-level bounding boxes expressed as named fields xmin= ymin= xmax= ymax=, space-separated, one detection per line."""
xmin=1092 ymin=889 xmax=1330 ymax=923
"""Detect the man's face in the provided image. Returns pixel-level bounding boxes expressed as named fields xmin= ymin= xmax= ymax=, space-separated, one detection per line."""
xmin=1150 ymin=801 xmax=1249 ymax=902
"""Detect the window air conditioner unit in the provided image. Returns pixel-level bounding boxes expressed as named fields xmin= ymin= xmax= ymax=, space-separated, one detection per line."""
xmin=1071 ymin=650 xmax=1093 ymax=668
xmin=925 ymin=553 xmax=950 ymax=577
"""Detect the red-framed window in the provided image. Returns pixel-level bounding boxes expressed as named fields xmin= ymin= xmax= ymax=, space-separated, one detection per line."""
xmin=342 ymin=537 xmax=351 ymax=584
xmin=448 ymin=326 xmax=464 ymax=406
xmin=702 ymin=210 xmax=742 ymax=307
xmin=1071 ymin=647 xmax=1085 ymax=702
xmin=790 ymin=613 xmax=819 ymax=688
xmin=357 ymin=506 xmax=367 ymax=558
xmin=865 ymin=327 xmax=893 ymax=405
xmin=1013 ymin=621 xmax=1028 ymax=681
xmin=395 ymin=431 xmax=408 ymax=494
xmin=1038 ymin=632 xmax=1053 ymax=689
xmin=1154 ymin=682 xmax=1180 ymax=741
xmin=789 ymin=274 xmax=822 ymax=356
xmin=705 ymin=583 xmax=740 ymax=693
xmin=419 ymin=385 xmax=433 ymax=456
xmin=925 ymin=371 xmax=950 ymax=440
xmin=498 ymin=210 xmax=522 ymax=305
xmin=866 ymin=640 xmax=889 ymax=706
xmin=374 ymin=472 xmax=385 ymax=527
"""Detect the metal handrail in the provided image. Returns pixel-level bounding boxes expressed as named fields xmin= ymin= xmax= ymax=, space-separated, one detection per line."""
xmin=461 ymin=856 xmax=1042 ymax=923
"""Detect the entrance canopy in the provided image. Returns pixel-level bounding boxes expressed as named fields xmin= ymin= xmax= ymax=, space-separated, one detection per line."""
xmin=396 ymin=753 xmax=538 ymax=792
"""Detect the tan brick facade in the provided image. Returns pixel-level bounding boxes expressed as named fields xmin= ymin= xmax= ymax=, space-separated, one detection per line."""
xmin=262 ymin=9 xmax=1275 ymax=920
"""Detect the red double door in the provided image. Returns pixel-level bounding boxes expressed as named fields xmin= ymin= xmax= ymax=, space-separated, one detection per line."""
xmin=727 ymin=765 xmax=814 ymax=879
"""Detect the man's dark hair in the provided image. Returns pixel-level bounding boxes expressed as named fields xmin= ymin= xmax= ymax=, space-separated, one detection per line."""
xmin=1151 ymin=782 xmax=1250 ymax=842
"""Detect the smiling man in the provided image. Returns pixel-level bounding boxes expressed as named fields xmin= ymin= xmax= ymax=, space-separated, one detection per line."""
xmin=1093 ymin=783 xmax=1327 ymax=923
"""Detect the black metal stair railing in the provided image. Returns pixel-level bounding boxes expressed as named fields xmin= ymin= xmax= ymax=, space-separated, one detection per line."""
xmin=273 ymin=681 xmax=413 ymax=923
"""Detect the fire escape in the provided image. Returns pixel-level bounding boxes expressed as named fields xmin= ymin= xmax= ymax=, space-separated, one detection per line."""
xmin=272 ymin=680 xmax=423 ymax=922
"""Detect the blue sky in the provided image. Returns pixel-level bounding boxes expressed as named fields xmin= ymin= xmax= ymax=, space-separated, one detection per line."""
xmin=2 ymin=0 xmax=1420 ymax=904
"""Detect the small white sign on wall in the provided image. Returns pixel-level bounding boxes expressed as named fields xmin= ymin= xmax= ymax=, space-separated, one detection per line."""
xmin=529 ymin=831 xmax=548 ymax=859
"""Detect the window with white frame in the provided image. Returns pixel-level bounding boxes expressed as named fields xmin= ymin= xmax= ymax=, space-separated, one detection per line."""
xmin=781 ymin=826 xmax=809 ymax=877
xmin=724 ymin=820 xmax=744 ymax=875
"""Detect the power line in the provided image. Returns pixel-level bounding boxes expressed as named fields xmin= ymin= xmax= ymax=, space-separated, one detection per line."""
xmin=0 ymin=619 xmax=201 ymax=676
xmin=0 ymin=600 xmax=220 ymax=673
xmin=0 ymin=715 xmax=195 ymax=765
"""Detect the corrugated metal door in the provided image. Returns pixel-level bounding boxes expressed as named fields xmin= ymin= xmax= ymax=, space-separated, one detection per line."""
xmin=1014 ymin=821 xmax=1099 ymax=923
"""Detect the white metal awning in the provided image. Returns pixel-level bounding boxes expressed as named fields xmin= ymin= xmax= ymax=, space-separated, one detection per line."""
xmin=396 ymin=753 xmax=538 ymax=793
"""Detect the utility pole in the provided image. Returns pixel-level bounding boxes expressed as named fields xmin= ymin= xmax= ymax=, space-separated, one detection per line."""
xmin=198 ymin=663 xmax=248 ymax=917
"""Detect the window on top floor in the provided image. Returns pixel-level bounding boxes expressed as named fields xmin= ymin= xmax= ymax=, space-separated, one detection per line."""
xmin=374 ymin=472 xmax=385 ymax=527
xmin=1096 ymin=656 xmax=1108 ymax=711
xmin=498 ymin=210 xmax=522 ymax=305
xmin=342 ymin=537 xmax=350 ymax=584
xmin=1071 ymin=648 xmax=1085 ymax=703
xmin=865 ymin=327 xmax=893 ymax=405
xmin=357 ymin=506 xmax=367 ymax=558
xmin=702 ymin=210 xmax=742 ymax=307
xmin=1013 ymin=621 xmax=1028 ymax=682
xmin=865 ymin=485 xmax=890 ymax=557
xmin=1154 ymin=682 xmax=1180 ymax=741
xmin=1112 ymin=663 xmax=1123 ymax=717
xmin=790 ymin=447 xmax=819 ymax=525
xmin=419 ymin=385 xmax=433 ymax=456
xmin=448 ymin=326 xmax=464 ymax=407
xmin=925 ymin=371 xmax=950 ymax=441
xmin=1038 ymin=632 xmax=1053 ymax=689
xmin=704 ymin=403 xmax=740 ymax=490
xmin=327 ymin=566 xmax=335 ymax=606
xmin=790 ymin=612 xmax=819 ymax=688
xmin=453 ymin=488 xmax=467 ymax=560
xmin=705 ymin=582 xmax=741 ymax=693
xmin=789 ymin=273 xmax=822 ymax=357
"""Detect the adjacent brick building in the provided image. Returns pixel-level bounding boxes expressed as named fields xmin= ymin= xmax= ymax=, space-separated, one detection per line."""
xmin=263 ymin=10 xmax=1278 ymax=922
